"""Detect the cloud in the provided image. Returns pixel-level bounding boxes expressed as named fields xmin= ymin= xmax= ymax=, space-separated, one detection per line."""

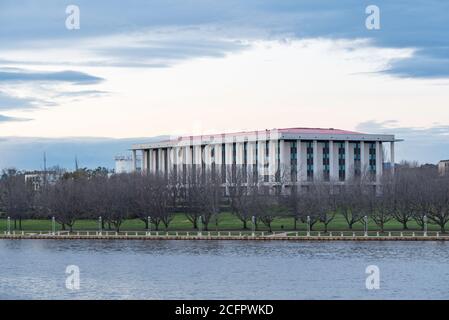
xmin=0 ymin=114 xmax=31 ymax=122
xmin=0 ymin=1 xmax=447 ymax=78
xmin=356 ymin=120 xmax=449 ymax=164
xmin=0 ymin=91 xmax=36 ymax=110
xmin=54 ymin=90 xmax=109 ymax=98
xmin=0 ymin=69 xmax=103 ymax=84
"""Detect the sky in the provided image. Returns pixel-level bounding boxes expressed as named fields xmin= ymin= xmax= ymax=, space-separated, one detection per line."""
xmin=0 ymin=0 xmax=448 ymax=169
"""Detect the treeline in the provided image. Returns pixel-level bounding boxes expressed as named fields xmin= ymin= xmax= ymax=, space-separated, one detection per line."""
xmin=1 ymin=164 xmax=449 ymax=232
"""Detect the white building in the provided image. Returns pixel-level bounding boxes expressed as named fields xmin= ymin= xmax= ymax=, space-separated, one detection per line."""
xmin=438 ymin=160 xmax=449 ymax=176
xmin=114 ymin=155 xmax=141 ymax=174
xmin=131 ymin=127 xmax=399 ymax=185
xmin=24 ymin=170 xmax=62 ymax=191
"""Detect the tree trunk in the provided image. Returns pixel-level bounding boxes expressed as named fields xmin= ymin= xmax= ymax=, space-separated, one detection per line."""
xmin=19 ymin=217 xmax=22 ymax=230
xmin=293 ymin=217 xmax=297 ymax=230
xmin=402 ymin=221 xmax=408 ymax=230
xmin=193 ymin=218 xmax=198 ymax=229
xmin=242 ymin=219 xmax=247 ymax=230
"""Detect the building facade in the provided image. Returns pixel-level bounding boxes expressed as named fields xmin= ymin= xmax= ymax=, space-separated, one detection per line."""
xmin=131 ymin=128 xmax=398 ymax=185
xmin=438 ymin=160 xmax=449 ymax=176
xmin=24 ymin=170 xmax=63 ymax=191
xmin=115 ymin=155 xmax=141 ymax=174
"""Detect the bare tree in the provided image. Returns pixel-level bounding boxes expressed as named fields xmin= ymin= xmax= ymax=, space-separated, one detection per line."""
xmin=391 ymin=167 xmax=416 ymax=230
xmin=366 ymin=178 xmax=393 ymax=233
xmin=428 ymin=175 xmax=449 ymax=233
xmin=0 ymin=169 xmax=34 ymax=230
xmin=43 ymin=177 xmax=88 ymax=232
xmin=228 ymin=165 xmax=253 ymax=229
xmin=338 ymin=179 xmax=366 ymax=230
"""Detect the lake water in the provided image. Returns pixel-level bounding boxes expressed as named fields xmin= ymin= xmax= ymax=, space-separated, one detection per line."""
xmin=0 ymin=240 xmax=448 ymax=299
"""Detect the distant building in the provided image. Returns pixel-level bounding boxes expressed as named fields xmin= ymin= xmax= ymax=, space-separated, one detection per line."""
xmin=438 ymin=160 xmax=449 ymax=176
xmin=115 ymin=155 xmax=140 ymax=174
xmin=131 ymin=127 xmax=400 ymax=185
xmin=24 ymin=170 xmax=62 ymax=191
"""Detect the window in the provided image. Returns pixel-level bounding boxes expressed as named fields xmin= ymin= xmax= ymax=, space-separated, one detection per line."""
xmin=369 ymin=142 xmax=376 ymax=178
xmin=323 ymin=142 xmax=330 ymax=181
xmin=354 ymin=143 xmax=361 ymax=176
xmin=338 ymin=142 xmax=345 ymax=181
xmin=306 ymin=141 xmax=314 ymax=180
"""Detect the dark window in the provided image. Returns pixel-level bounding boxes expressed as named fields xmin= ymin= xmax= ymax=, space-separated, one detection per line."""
xmin=306 ymin=141 xmax=314 ymax=180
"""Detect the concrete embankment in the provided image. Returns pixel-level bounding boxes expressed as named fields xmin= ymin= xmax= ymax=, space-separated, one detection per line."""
xmin=1 ymin=233 xmax=448 ymax=241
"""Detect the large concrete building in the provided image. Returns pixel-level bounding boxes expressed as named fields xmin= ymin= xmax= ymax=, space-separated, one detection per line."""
xmin=438 ymin=160 xmax=449 ymax=176
xmin=131 ymin=127 xmax=398 ymax=185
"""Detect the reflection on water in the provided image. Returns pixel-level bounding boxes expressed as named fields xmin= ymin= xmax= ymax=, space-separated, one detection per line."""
xmin=0 ymin=240 xmax=448 ymax=299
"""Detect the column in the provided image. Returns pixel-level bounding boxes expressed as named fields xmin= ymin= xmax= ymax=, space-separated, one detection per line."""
xmin=344 ymin=141 xmax=351 ymax=181
xmin=225 ymin=143 xmax=233 ymax=166
xmin=257 ymin=141 xmax=266 ymax=179
xmin=268 ymin=140 xmax=277 ymax=181
xmin=360 ymin=141 xmax=366 ymax=175
xmin=296 ymin=139 xmax=302 ymax=183
xmin=279 ymin=140 xmax=289 ymax=183
xmin=193 ymin=145 xmax=202 ymax=166
xmin=132 ymin=150 xmax=137 ymax=172
xmin=376 ymin=141 xmax=382 ymax=182
xmin=141 ymin=150 xmax=145 ymax=173
xmin=151 ymin=149 xmax=157 ymax=173
xmin=236 ymin=142 xmax=244 ymax=165
xmin=390 ymin=141 xmax=395 ymax=174
xmin=167 ymin=147 xmax=174 ymax=174
xmin=329 ymin=141 xmax=337 ymax=181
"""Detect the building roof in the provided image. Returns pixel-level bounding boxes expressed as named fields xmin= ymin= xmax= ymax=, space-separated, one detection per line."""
xmin=131 ymin=127 xmax=398 ymax=150
xmin=278 ymin=127 xmax=363 ymax=135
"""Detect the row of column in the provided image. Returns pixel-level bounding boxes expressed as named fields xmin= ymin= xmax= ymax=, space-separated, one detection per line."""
xmin=133 ymin=140 xmax=395 ymax=183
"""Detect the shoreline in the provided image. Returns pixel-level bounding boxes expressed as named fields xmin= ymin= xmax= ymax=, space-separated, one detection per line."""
xmin=1 ymin=233 xmax=448 ymax=241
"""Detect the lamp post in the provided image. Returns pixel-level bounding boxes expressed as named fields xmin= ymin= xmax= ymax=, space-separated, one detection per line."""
xmin=98 ymin=216 xmax=102 ymax=234
xmin=252 ymin=216 xmax=256 ymax=237
xmin=52 ymin=216 xmax=56 ymax=235
xmin=198 ymin=216 xmax=203 ymax=236
xmin=147 ymin=216 xmax=151 ymax=234
xmin=307 ymin=215 xmax=310 ymax=236
xmin=424 ymin=215 xmax=428 ymax=237
xmin=7 ymin=216 xmax=10 ymax=235
xmin=364 ymin=215 xmax=368 ymax=237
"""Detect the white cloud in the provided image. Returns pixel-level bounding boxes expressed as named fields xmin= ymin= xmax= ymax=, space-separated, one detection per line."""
xmin=3 ymin=37 xmax=448 ymax=143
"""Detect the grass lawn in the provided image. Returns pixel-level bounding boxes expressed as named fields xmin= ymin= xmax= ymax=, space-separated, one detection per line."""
xmin=0 ymin=212 xmax=440 ymax=232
